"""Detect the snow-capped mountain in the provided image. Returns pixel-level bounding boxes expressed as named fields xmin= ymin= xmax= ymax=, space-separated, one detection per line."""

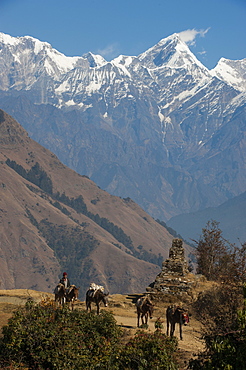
xmin=211 ymin=57 xmax=246 ymax=92
xmin=0 ymin=31 xmax=245 ymax=222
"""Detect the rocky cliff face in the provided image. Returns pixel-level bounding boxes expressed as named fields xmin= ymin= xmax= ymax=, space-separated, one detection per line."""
xmin=0 ymin=32 xmax=245 ymax=221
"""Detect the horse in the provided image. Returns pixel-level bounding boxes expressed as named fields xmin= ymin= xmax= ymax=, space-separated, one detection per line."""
xmin=54 ymin=283 xmax=66 ymax=306
xmin=86 ymin=288 xmax=109 ymax=315
xmin=66 ymin=284 xmax=80 ymax=310
xmin=166 ymin=305 xmax=189 ymax=340
xmin=136 ymin=296 xmax=154 ymax=327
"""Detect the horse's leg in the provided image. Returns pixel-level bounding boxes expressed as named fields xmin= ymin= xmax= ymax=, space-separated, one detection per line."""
xmin=96 ymin=303 xmax=100 ymax=315
xmin=171 ymin=322 xmax=175 ymax=337
xmin=137 ymin=311 xmax=140 ymax=327
xmin=87 ymin=302 xmax=91 ymax=312
xmin=141 ymin=313 xmax=144 ymax=326
xmin=166 ymin=317 xmax=169 ymax=336
xmin=179 ymin=323 xmax=183 ymax=340
xmin=145 ymin=313 xmax=149 ymax=325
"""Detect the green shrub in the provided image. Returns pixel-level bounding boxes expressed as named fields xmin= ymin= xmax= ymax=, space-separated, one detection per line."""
xmin=0 ymin=300 xmax=179 ymax=369
xmin=189 ymin=283 xmax=246 ymax=370
xmin=0 ymin=299 xmax=122 ymax=370
xmin=115 ymin=330 xmax=178 ymax=369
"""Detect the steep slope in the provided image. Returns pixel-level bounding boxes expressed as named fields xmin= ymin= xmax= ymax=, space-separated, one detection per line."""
xmin=0 ymin=109 xmax=190 ymax=296
xmin=0 ymin=32 xmax=245 ymax=223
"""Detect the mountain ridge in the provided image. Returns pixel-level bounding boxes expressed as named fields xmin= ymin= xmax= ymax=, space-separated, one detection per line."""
xmin=0 ymin=31 xmax=245 ymax=224
xmin=167 ymin=191 xmax=246 ymax=245
xmin=0 ymin=109 xmax=190 ymax=295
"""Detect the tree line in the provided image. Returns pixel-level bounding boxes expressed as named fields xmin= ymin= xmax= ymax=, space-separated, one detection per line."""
xmin=7 ymin=158 xmax=164 ymax=268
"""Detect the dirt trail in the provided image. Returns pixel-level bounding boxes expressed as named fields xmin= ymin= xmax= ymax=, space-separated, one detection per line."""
xmin=0 ymin=290 xmax=204 ymax=369
xmin=102 ymin=294 xmax=205 ymax=369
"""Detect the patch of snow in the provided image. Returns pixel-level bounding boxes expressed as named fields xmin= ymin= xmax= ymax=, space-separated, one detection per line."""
xmin=211 ymin=58 xmax=246 ymax=92
xmin=91 ymin=53 xmax=107 ymax=67
xmin=86 ymin=80 xmax=103 ymax=94
xmin=158 ymin=109 xmax=165 ymax=123
xmin=0 ymin=32 xmax=19 ymax=46
xmin=111 ymin=56 xmax=132 ymax=77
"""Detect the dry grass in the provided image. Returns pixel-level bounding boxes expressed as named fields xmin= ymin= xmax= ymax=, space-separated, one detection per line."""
xmin=0 ymin=288 xmax=208 ymax=369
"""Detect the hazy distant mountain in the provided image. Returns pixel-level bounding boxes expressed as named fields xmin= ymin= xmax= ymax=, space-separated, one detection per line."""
xmin=167 ymin=191 xmax=246 ymax=245
xmin=0 ymin=32 xmax=245 ymax=223
xmin=1 ymin=109 xmax=190 ymax=295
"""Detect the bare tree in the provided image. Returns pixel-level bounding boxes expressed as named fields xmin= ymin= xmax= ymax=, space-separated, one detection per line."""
xmin=193 ymin=220 xmax=229 ymax=281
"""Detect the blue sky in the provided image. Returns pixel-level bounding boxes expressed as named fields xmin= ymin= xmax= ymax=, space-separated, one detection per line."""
xmin=0 ymin=0 xmax=245 ymax=69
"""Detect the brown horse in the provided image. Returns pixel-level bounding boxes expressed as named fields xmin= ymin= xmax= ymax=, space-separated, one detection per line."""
xmin=66 ymin=285 xmax=80 ymax=310
xmin=136 ymin=296 xmax=154 ymax=327
xmin=54 ymin=283 xmax=66 ymax=305
xmin=166 ymin=305 xmax=189 ymax=340
xmin=86 ymin=289 xmax=109 ymax=315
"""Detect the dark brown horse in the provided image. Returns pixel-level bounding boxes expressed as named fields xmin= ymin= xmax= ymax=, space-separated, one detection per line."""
xmin=54 ymin=283 xmax=66 ymax=306
xmin=136 ymin=296 xmax=154 ymax=327
xmin=166 ymin=305 xmax=189 ymax=340
xmin=66 ymin=285 xmax=80 ymax=310
xmin=86 ymin=289 xmax=109 ymax=315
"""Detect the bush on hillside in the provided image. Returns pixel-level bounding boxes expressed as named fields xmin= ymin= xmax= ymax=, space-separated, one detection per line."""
xmin=0 ymin=299 xmax=179 ymax=370
xmin=193 ymin=284 xmax=244 ymax=335
xmin=189 ymin=283 xmax=246 ymax=369
xmin=0 ymin=299 xmax=122 ymax=369
xmin=116 ymin=330 xmax=178 ymax=369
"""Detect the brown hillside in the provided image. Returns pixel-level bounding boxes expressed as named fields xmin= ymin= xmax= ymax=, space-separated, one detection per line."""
xmin=0 ymin=109 xmax=193 ymax=296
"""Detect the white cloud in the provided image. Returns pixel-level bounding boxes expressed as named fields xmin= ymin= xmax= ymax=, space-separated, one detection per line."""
xmin=178 ymin=28 xmax=210 ymax=46
xmin=198 ymin=50 xmax=207 ymax=55
xmin=97 ymin=43 xmax=119 ymax=60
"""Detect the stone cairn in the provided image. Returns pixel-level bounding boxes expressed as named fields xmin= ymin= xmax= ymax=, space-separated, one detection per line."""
xmin=147 ymin=238 xmax=196 ymax=302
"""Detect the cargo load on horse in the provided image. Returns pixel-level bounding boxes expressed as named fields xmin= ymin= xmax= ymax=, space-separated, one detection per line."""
xmin=87 ymin=282 xmax=105 ymax=297
xmin=136 ymin=295 xmax=154 ymax=327
xmin=86 ymin=282 xmax=108 ymax=315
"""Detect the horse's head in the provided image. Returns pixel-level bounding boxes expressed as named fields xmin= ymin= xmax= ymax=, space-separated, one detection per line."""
xmin=72 ymin=286 xmax=80 ymax=300
xmin=181 ymin=312 xmax=189 ymax=325
xmin=147 ymin=303 xmax=154 ymax=319
xmin=102 ymin=292 xmax=109 ymax=307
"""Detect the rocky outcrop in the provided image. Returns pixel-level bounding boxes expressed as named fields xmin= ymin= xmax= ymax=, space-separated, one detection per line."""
xmin=147 ymin=238 xmax=198 ymax=302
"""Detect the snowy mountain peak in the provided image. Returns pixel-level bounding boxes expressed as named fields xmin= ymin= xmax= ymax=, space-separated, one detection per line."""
xmin=0 ymin=31 xmax=51 ymax=53
xmin=138 ymin=33 xmax=209 ymax=74
xmin=0 ymin=32 xmax=81 ymax=76
xmin=0 ymin=31 xmax=245 ymax=225
xmin=0 ymin=32 xmax=20 ymax=46
xmin=211 ymin=57 xmax=246 ymax=92
xmin=82 ymin=52 xmax=107 ymax=68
